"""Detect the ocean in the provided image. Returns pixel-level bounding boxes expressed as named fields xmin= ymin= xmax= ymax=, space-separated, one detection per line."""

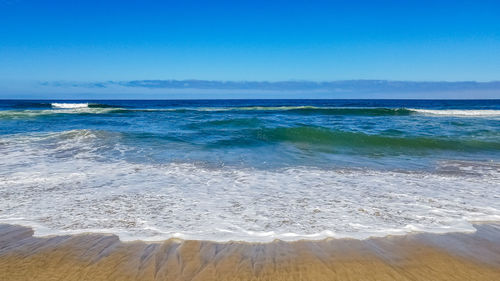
xmin=0 ymin=99 xmax=499 ymax=242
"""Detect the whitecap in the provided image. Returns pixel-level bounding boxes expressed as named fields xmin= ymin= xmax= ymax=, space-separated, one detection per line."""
xmin=410 ymin=108 xmax=500 ymax=117
xmin=51 ymin=103 xmax=89 ymax=109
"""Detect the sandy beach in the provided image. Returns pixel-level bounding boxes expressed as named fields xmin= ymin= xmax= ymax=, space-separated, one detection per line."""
xmin=1 ymin=223 xmax=499 ymax=281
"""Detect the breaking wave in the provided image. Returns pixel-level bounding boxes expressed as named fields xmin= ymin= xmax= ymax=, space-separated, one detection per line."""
xmin=1 ymin=105 xmax=500 ymax=119
xmin=409 ymin=109 xmax=500 ymax=117
xmin=51 ymin=103 xmax=90 ymax=109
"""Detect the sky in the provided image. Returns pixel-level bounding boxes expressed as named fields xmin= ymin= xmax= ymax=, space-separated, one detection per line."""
xmin=0 ymin=0 xmax=499 ymax=99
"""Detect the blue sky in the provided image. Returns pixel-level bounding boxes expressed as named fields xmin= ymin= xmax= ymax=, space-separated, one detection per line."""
xmin=0 ymin=0 xmax=499 ymax=98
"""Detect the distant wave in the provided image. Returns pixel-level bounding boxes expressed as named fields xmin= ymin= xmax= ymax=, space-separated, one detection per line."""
xmin=118 ymin=106 xmax=414 ymax=116
xmin=1 ymin=105 xmax=500 ymax=119
xmin=51 ymin=102 xmax=115 ymax=109
xmin=5 ymin=102 xmax=117 ymax=110
xmin=0 ymin=108 xmax=120 ymax=119
xmin=231 ymin=106 xmax=413 ymax=116
xmin=51 ymin=102 xmax=89 ymax=109
xmin=172 ymin=106 xmax=413 ymax=115
xmin=409 ymin=109 xmax=500 ymax=116
xmin=154 ymin=106 xmax=500 ymax=117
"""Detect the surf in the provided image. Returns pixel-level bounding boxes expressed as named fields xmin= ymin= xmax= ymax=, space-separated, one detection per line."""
xmin=409 ymin=108 xmax=500 ymax=116
xmin=0 ymin=158 xmax=498 ymax=242
xmin=51 ymin=103 xmax=89 ymax=109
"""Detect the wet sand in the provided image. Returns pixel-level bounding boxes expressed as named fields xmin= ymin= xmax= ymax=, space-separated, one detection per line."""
xmin=1 ymin=223 xmax=499 ymax=281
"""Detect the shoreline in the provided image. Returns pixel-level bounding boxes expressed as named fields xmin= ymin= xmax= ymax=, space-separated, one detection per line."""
xmin=0 ymin=219 xmax=491 ymax=244
xmin=1 ymin=223 xmax=499 ymax=280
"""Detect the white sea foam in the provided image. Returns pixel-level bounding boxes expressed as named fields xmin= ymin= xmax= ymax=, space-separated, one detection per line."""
xmin=0 ymin=131 xmax=499 ymax=242
xmin=51 ymin=103 xmax=89 ymax=109
xmin=410 ymin=108 xmax=500 ymax=117
xmin=0 ymin=108 xmax=118 ymax=119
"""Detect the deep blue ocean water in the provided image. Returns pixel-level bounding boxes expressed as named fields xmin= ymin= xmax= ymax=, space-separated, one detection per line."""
xmin=0 ymin=99 xmax=499 ymax=241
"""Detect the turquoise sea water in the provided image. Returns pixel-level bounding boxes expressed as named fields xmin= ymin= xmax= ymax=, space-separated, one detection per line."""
xmin=0 ymin=99 xmax=499 ymax=241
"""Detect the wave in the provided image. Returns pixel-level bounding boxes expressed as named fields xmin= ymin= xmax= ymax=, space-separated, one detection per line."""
xmin=281 ymin=107 xmax=413 ymax=116
xmin=158 ymin=106 xmax=414 ymax=116
xmin=0 ymin=108 xmax=120 ymax=119
xmin=4 ymin=125 xmax=497 ymax=155
xmin=46 ymin=106 xmax=411 ymax=116
xmin=51 ymin=102 xmax=89 ymax=109
xmin=51 ymin=102 xmax=116 ymax=109
xmin=0 ymin=104 xmax=124 ymax=119
xmin=210 ymin=126 xmax=500 ymax=152
xmin=155 ymin=106 xmax=500 ymax=117
xmin=409 ymin=109 xmax=500 ymax=117
xmin=5 ymin=102 xmax=117 ymax=110
xmin=2 ymin=105 xmax=500 ymax=118
xmin=141 ymin=106 xmax=500 ymax=117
